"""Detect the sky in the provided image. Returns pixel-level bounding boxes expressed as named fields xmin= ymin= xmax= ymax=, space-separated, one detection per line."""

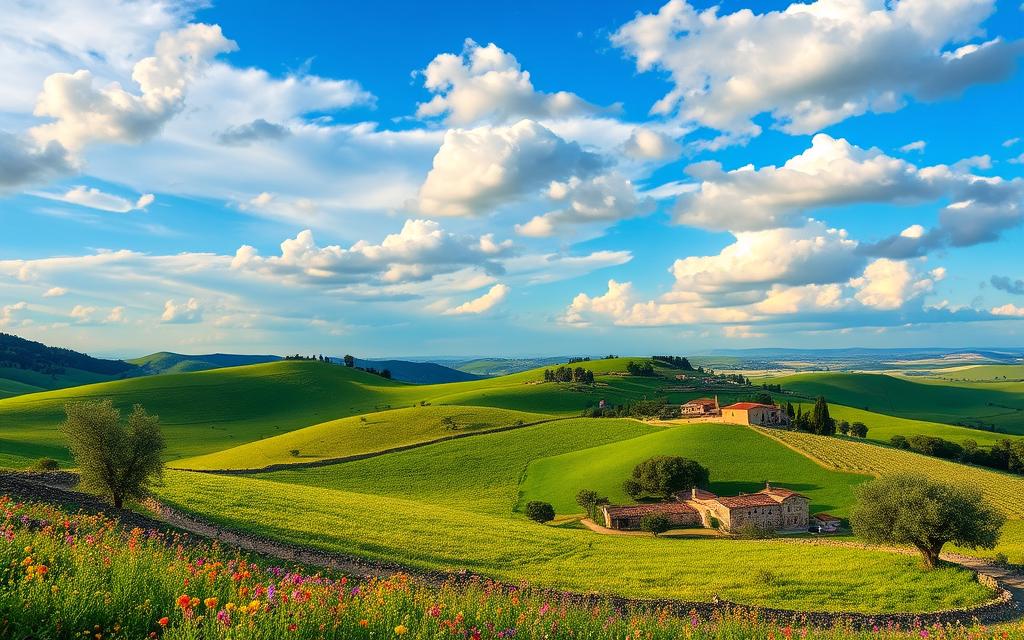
xmin=0 ymin=0 xmax=1023 ymax=358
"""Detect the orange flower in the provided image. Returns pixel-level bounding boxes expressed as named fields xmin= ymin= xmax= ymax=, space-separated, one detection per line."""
xmin=158 ymin=617 xmax=169 ymax=627
xmin=176 ymin=594 xmax=192 ymax=609
xmin=204 ymin=597 xmax=218 ymax=609
xmin=359 ymin=619 xmax=369 ymax=627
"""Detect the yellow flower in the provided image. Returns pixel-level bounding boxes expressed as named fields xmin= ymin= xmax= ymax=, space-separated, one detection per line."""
xmin=395 ymin=624 xmax=408 ymax=635
xmin=204 ymin=597 xmax=219 ymax=609
xmin=225 ymin=602 xmax=236 ymax=611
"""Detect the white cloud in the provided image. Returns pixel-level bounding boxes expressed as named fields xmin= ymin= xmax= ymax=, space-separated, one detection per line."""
xmin=515 ymin=173 xmax=655 ymax=237
xmin=444 ymin=283 xmax=510 ymax=315
xmin=1009 ymin=153 xmax=1024 ymax=165
xmin=161 ymin=298 xmax=202 ymax=323
xmin=899 ymin=140 xmax=927 ymax=153
xmin=413 ymin=119 xmax=603 ymax=216
xmin=1003 ymin=137 xmax=1020 ymax=148
xmin=612 ymin=0 xmax=1023 ymax=137
xmin=70 ymin=304 xmax=96 ymax=323
xmin=33 ymin=185 xmax=155 ymax=213
xmin=564 ymin=278 xmax=754 ymax=327
xmin=0 ymin=302 xmax=28 ymax=327
xmin=42 ymin=287 xmax=67 ymax=298
xmin=850 ymin=259 xmax=944 ymax=310
xmin=723 ymin=325 xmax=766 ymax=339
xmin=991 ymin=303 xmax=1024 ymax=317
xmin=31 ymin=24 xmax=238 ymax=151
xmin=231 ymin=220 xmax=513 ymax=286
xmin=416 ymin=39 xmax=603 ymax=126
xmin=105 ymin=306 xmax=126 ymax=323
xmin=754 ymin=284 xmax=847 ymax=315
xmin=622 ymin=127 xmax=681 ymax=161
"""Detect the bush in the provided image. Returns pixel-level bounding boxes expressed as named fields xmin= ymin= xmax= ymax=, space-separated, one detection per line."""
xmin=622 ymin=479 xmax=644 ymax=499
xmin=29 ymin=458 xmax=60 ymax=471
xmin=640 ymin=515 xmax=671 ymax=536
xmin=525 ymin=501 xmax=555 ymax=523
xmin=735 ymin=521 xmax=775 ymax=539
xmin=890 ymin=435 xmax=910 ymax=449
xmin=993 ymin=552 xmax=1010 ymax=567
xmin=289 ymin=449 xmax=300 ymax=457
xmin=849 ymin=422 xmax=869 ymax=438
xmin=755 ymin=569 xmax=781 ymax=587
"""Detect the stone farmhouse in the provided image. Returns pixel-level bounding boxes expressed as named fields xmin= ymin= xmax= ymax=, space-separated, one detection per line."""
xmin=601 ymin=482 xmax=811 ymax=534
xmin=681 ymin=396 xmax=720 ymax=417
xmin=721 ymin=402 xmax=789 ymax=427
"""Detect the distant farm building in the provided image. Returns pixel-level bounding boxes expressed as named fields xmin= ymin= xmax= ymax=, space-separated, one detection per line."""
xmin=721 ymin=402 xmax=788 ymax=427
xmin=681 ymin=396 xmax=720 ymax=417
xmin=601 ymin=482 xmax=809 ymax=533
xmin=811 ymin=513 xmax=842 ymax=533
xmin=601 ymin=503 xmax=701 ymax=530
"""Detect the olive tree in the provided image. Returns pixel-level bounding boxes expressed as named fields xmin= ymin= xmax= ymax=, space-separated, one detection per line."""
xmin=61 ymin=400 xmax=165 ymax=509
xmin=850 ymin=473 xmax=1004 ymax=569
xmin=525 ymin=501 xmax=555 ymax=523
xmin=629 ymin=456 xmax=710 ymax=499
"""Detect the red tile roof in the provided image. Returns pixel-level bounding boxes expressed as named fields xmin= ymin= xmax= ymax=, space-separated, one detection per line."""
xmin=683 ymin=397 xmax=716 ymax=406
xmin=722 ymin=402 xmax=777 ymax=411
xmin=760 ymin=486 xmax=804 ymax=499
xmin=603 ymin=503 xmax=696 ymax=518
xmin=813 ymin=513 xmax=842 ymax=522
xmin=714 ymin=494 xmax=781 ymax=509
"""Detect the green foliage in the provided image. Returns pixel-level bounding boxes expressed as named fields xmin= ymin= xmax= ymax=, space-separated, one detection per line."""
xmin=851 ymin=473 xmax=1006 ymax=568
xmin=622 ymin=478 xmax=644 ymax=499
xmin=525 ymin=501 xmax=555 ymax=523
xmin=849 ymin=422 xmax=869 ymax=438
xmin=640 ymin=514 xmax=671 ymax=536
xmin=629 ymin=456 xmax=710 ymax=498
xmin=60 ymin=399 xmax=164 ymax=509
xmin=28 ymin=457 xmax=59 ymax=471
xmin=810 ymin=396 xmax=836 ymax=435
xmin=575 ymin=489 xmax=606 ymax=520
xmin=735 ymin=521 xmax=776 ymax=540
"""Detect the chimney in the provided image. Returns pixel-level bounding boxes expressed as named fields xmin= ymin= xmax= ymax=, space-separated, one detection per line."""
xmin=691 ymin=487 xmax=698 ymax=500
xmin=765 ymin=481 xmax=772 ymax=491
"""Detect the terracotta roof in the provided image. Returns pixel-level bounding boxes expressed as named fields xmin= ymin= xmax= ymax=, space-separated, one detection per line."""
xmin=722 ymin=402 xmax=778 ymax=411
xmin=813 ymin=513 xmax=842 ymax=522
xmin=683 ymin=397 xmax=716 ymax=406
xmin=603 ymin=503 xmax=696 ymax=518
xmin=689 ymin=488 xmax=718 ymax=500
xmin=714 ymin=494 xmax=781 ymax=509
xmin=760 ymin=486 xmax=805 ymax=499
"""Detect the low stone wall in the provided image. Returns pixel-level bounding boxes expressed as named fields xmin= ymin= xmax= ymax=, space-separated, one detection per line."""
xmin=1 ymin=471 xmax=1019 ymax=629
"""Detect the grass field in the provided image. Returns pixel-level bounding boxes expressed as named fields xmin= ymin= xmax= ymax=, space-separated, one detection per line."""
xmin=764 ymin=372 xmax=1024 ymax=433
xmin=176 ymin=405 xmax=554 ymax=470
xmin=154 ymin=470 xmax=992 ymax=613
xmin=520 ymin=423 xmax=868 ymax=516
xmin=914 ymin=364 xmax=1024 ymax=382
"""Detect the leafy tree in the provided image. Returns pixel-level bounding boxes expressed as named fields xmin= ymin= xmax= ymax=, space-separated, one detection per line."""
xmin=838 ymin=420 xmax=850 ymax=435
xmin=640 ymin=514 xmax=671 ymax=536
xmin=629 ymin=456 xmax=709 ymax=499
xmin=849 ymin=422 xmax=869 ymax=438
xmin=61 ymin=399 xmax=165 ymax=510
xmin=525 ymin=501 xmax=555 ymax=523
xmin=753 ymin=392 xmax=773 ymax=406
xmin=343 ymin=354 xmax=355 ymax=367
xmin=381 ymin=369 xmax=392 ymax=379
xmin=622 ymin=479 xmax=644 ymax=499
xmin=785 ymin=402 xmax=795 ymax=419
xmin=850 ymin=473 xmax=1004 ymax=569
xmin=890 ymin=435 xmax=910 ymax=450
xmin=30 ymin=458 xmax=60 ymax=471
xmin=575 ymin=489 xmax=606 ymax=520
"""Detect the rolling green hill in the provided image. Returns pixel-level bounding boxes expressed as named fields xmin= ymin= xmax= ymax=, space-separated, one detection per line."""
xmin=765 ymin=371 xmax=1024 ymax=433
xmin=127 ymin=351 xmax=280 ymax=375
xmin=520 ymin=422 xmax=868 ymax=516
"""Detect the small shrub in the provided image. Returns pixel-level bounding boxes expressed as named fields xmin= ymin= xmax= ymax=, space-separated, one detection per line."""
xmin=360 ymin=416 xmax=367 ymax=422
xmin=289 ymin=449 xmax=300 ymax=457
xmin=755 ymin=569 xmax=781 ymax=587
xmin=640 ymin=514 xmax=671 ymax=536
xmin=735 ymin=521 xmax=775 ymax=539
xmin=525 ymin=501 xmax=555 ymax=523
xmin=30 ymin=458 xmax=60 ymax=471
xmin=993 ymin=552 xmax=1009 ymax=567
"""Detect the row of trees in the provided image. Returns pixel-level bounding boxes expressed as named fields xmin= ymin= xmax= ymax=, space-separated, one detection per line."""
xmin=581 ymin=398 xmax=679 ymax=420
xmin=542 ymin=366 xmax=595 ymax=384
xmin=651 ymin=355 xmax=694 ymax=371
xmin=625 ymin=361 xmax=656 ymax=377
xmin=890 ymin=434 xmax=1024 ymax=474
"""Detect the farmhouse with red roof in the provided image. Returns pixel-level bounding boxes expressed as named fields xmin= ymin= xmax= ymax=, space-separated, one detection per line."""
xmin=721 ymin=402 xmax=788 ymax=427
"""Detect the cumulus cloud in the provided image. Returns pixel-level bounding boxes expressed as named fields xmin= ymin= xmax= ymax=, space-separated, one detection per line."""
xmin=33 ymin=185 xmax=155 ymax=212
xmin=217 ymin=119 xmax=291 ymax=145
xmin=515 ymin=173 xmax=655 ymax=237
xmin=30 ymin=24 xmax=237 ymax=151
xmin=0 ymin=302 xmax=28 ymax=327
xmin=0 ymin=132 xmax=72 ymax=189
xmin=991 ymin=275 xmax=1024 ymax=295
xmin=564 ymin=279 xmax=754 ymax=327
xmin=161 ymin=298 xmax=202 ymax=323
xmin=991 ymin=303 xmax=1024 ymax=317
xmin=414 ymin=119 xmax=604 ymax=216
xmin=105 ymin=306 xmax=126 ymax=323
xmin=416 ymin=39 xmax=604 ymax=126
xmin=622 ymin=127 xmax=681 ymax=161
xmin=444 ymin=283 xmax=510 ymax=315
xmin=231 ymin=220 xmax=513 ymax=286
xmin=612 ymin=0 xmax=1023 ymax=137
xmin=850 ymin=259 xmax=945 ymax=310
xmin=70 ymin=304 xmax=96 ymax=323
xmin=42 ymin=287 xmax=67 ymax=298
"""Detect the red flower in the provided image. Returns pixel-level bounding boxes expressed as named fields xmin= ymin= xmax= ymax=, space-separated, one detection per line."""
xmin=158 ymin=617 xmax=169 ymax=627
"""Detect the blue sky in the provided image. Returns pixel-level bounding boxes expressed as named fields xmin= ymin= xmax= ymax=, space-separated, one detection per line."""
xmin=0 ymin=0 xmax=1022 ymax=358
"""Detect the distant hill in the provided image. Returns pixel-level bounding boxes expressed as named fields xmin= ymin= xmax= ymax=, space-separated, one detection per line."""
xmin=128 ymin=352 xmax=281 ymax=375
xmin=0 ymin=332 xmax=137 ymax=397
xmin=350 ymin=358 xmax=485 ymax=384
xmin=446 ymin=357 xmax=567 ymax=377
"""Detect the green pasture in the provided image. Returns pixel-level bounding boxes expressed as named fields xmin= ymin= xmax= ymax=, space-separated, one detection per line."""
xmin=155 ymin=470 xmax=992 ymax=614
xmin=520 ymin=422 xmax=868 ymax=516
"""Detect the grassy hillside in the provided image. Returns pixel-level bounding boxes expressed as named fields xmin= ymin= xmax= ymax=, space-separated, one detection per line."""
xmin=127 ymin=351 xmax=280 ymax=375
xmin=264 ymin=418 xmax=658 ymax=515
xmin=766 ymin=372 xmax=1024 ymax=433
xmin=352 ymin=358 xmax=486 ymax=384
xmin=155 ymin=470 xmax=990 ymax=613
xmin=520 ymin=423 xmax=868 ymax=516
xmin=914 ymin=364 xmax=1024 ymax=382
xmin=175 ymin=405 xmax=553 ymax=470
xmin=0 ymin=376 xmax=44 ymax=399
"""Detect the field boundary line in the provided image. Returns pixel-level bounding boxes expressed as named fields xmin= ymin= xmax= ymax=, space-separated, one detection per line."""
xmin=170 ymin=416 xmax=573 ymax=475
xmin=749 ymin=426 xmax=878 ymax=477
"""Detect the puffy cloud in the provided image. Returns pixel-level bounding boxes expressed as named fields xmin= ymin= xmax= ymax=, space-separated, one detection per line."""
xmin=30 ymin=24 xmax=237 ymax=151
xmin=105 ymin=306 xmax=126 ymax=323
xmin=622 ymin=127 xmax=681 ymax=161
xmin=161 ymin=298 xmax=202 ymax=323
xmin=850 ymin=259 xmax=945 ymax=310
xmin=217 ymin=119 xmax=291 ymax=146
xmin=991 ymin=303 xmax=1024 ymax=317
xmin=899 ymin=140 xmax=927 ymax=153
xmin=231 ymin=220 xmax=513 ymax=286
xmin=991 ymin=275 xmax=1024 ymax=295
xmin=564 ymin=280 xmax=635 ymax=326
xmin=515 ymin=173 xmax=655 ymax=237
xmin=416 ymin=39 xmax=603 ymax=126
xmin=0 ymin=302 xmax=28 ymax=327
xmin=33 ymin=185 xmax=155 ymax=212
xmin=42 ymin=287 xmax=67 ymax=298
xmin=414 ymin=119 xmax=604 ymax=216
xmin=444 ymin=283 xmax=510 ymax=315
xmin=0 ymin=132 xmax=72 ymax=189
xmin=564 ymin=279 xmax=754 ymax=327
xmin=612 ymin=0 xmax=1023 ymax=136
xmin=70 ymin=304 xmax=96 ymax=323
xmin=754 ymin=284 xmax=847 ymax=314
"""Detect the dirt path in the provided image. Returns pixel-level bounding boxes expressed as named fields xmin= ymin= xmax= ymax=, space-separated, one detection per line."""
xmin=579 ymin=518 xmax=724 ymax=538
